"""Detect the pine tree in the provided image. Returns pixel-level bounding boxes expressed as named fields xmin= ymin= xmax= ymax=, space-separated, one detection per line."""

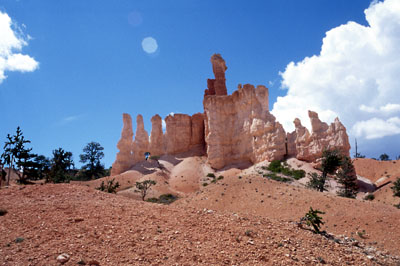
xmin=336 ymin=156 xmax=358 ymax=198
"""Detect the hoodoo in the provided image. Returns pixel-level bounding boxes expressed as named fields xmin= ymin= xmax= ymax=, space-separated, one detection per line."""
xmin=111 ymin=54 xmax=351 ymax=174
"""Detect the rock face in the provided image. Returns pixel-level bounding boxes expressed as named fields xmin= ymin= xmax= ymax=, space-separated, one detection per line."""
xmin=287 ymin=111 xmax=351 ymax=162
xmin=204 ymin=83 xmax=286 ymax=169
xmin=111 ymin=113 xmax=135 ymax=176
xmin=133 ymin=115 xmax=150 ymax=163
xmin=149 ymin=115 xmax=163 ymax=156
xmin=112 ymin=54 xmax=351 ymax=173
xmin=111 ymin=113 xmax=205 ymax=175
xmin=204 ymin=54 xmax=228 ymax=96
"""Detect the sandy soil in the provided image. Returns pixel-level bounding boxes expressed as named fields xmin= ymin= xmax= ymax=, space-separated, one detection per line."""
xmin=1 ymin=184 xmax=399 ymax=265
xmin=353 ymin=158 xmax=400 ymax=205
xmin=1 ymin=157 xmax=400 ymax=265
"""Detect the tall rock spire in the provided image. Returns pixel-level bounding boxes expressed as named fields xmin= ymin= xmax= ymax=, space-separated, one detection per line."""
xmin=204 ymin=53 xmax=228 ymax=96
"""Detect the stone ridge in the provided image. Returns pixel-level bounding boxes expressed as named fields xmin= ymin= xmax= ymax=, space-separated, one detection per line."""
xmin=112 ymin=54 xmax=350 ymax=174
xmin=111 ymin=113 xmax=205 ymax=176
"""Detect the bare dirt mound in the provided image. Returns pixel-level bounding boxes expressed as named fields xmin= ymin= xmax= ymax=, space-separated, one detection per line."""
xmin=169 ymin=156 xmax=211 ymax=193
xmin=1 ymin=184 xmax=399 ymax=265
xmin=177 ymin=172 xmax=400 ymax=257
xmin=353 ymin=158 xmax=400 ymax=185
xmin=73 ymin=169 xmax=143 ymax=192
xmin=354 ymin=158 xmax=400 ymax=205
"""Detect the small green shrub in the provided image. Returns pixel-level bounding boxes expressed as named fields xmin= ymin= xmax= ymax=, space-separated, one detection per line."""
xmin=263 ymin=173 xmax=291 ymax=183
xmin=0 ymin=208 xmax=7 ymax=216
xmin=267 ymin=160 xmax=282 ymax=173
xmin=264 ymin=160 xmax=305 ymax=180
xmin=96 ymin=178 xmax=120 ymax=193
xmin=302 ymin=207 xmax=325 ymax=234
xmin=392 ymin=178 xmax=400 ymax=197
xmin=146 ymin=197 xmax=159 ymax=203
xmin=15 ymin=237 xmax=24 ymax=243
xmin=147 ymin=194 xmax=178 ymax=205
xmin=217 ymin=175 xmax=224 ymax=180
xmin=394 ymin=203 xmax=400 ymax=209
xmin=207 ymin=173 xmax=216 ymax=178
xmin=356 ymin=230 xmax=367 ymax=239
xmin=159 ymin=194 xmax=178 ymax=204
xmin=291 ymin=169 xmax=306 ymax=180
xmin=364 ymin=194 xmax=375 ymax=201
xmin=202 ymin=183 xmax=208 ymax=187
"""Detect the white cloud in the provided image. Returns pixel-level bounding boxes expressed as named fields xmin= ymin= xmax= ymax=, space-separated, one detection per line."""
xmin=56 ymin=114 xmax=83 ymax=126
xmin=162 ymin=119 xmax=166 ymax=132
xmin=353 ymin=117 xmax=400 ymax=139
xmin=360 ymin=103 xmax=400 ymax=114
xmin=271 ymin=0 xmax=400 ymax=141
xmin=0 ymin=11 xmax=38 ymax=84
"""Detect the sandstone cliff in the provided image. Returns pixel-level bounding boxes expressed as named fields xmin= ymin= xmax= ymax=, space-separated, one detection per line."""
xmin=287 ymin=111 xmax=351 ymax=162
xmin=111 ymin=113 xmax=205 ymax=175
xmin=112 ymin=54 xmax=351 ymax=174
xmin=111 ymin=113 xmax=135 ymax=176
xmin=204 ymin=83 xmax=286 ymax=169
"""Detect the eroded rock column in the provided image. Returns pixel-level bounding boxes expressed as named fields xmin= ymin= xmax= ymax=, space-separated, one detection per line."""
xmin=111 ymin=113 xmax=135 ymax=176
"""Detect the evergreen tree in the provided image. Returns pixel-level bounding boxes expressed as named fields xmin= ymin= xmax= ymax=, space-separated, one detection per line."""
xmin=1 ymin=127 xmax=35 ymax=184
xmin=379 ymin=153 xmax=390 ymax=161
xmin=47 ymin=148 xmax=74 ymax=183
xmin=79 ymin=142 xmax=105 ymax=179
xmin=307 ymin=149 xmax=342 ymax=192
xmin=336 ymin=156 xmax=358 ymax=198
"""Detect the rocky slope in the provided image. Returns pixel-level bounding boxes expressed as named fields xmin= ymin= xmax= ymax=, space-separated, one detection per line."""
xmin=1 ymin=184 xmax=399 ymax=265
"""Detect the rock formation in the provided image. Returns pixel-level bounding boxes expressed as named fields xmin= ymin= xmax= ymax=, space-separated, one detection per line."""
xmin=190 ymin=113 xmax=205 ymax=149
xmin=133 ymin=115 xmax=150 ymax=163
xmin=149 ymin=115 xmax=163 ymax=156
xmin=287 ymin=111 xmax=350 ymax=162
xmin=111 ymin=113 xmax=135 ymax=176
xmin=204 ymin=83 xmax=286 ymax=169
xmin=112 ymin=54 xmax=351 ymax=174
xmin=204 ymin=54 xmax=228 ymax=96
xmin=111 ymin=113 xmax=205 ymax=175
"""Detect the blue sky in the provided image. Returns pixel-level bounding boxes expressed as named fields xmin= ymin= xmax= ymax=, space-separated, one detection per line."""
xmin=1 ymin=0 xmax=399 ymax=167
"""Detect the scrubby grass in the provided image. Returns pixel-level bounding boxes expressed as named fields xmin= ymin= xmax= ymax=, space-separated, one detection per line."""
xmin=96 ymin=178 xmax=120 ymax=193
xmin=364 ymin=194 xmax=375 ymax=201
xmin=263 ymin=173 xmax=292 ymax=183
xmin=265 ymin=160 xmax=305 ymax=180
xmin=146 ymin=194 xmax=178 ymax=205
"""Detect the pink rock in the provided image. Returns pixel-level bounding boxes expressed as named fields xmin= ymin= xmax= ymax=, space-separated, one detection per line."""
xmin=149 ymin=114 xmax=164 ymax=156
xmin=111 ymin=113 xmax=135 ymax=176
xmin=204 ymin=82 xmax=286 ymax=169
xmin=133 ymin=114 xmax=150 ymax=163
xmin=292 ymin=112 xmax=350 ymax=162
xmin=204 ymin=54 xmax=228 ymax=96
xmin=112 ymin=54 xmax=351 ymax=173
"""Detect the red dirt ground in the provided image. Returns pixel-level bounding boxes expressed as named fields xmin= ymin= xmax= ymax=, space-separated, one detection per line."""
xmin=1 ymin=184 xmax=399 ymax=265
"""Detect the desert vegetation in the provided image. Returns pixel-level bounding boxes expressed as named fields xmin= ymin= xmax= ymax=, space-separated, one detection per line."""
xmin=135 ymin=180 xmax=156 ymax=201
xmin=97 ymin=178 xmax=120 ymax=193
xmin=301 ymin=207 xmax=325 ymax=234
xmin=0 ymin=127 xmax=110 ymax=186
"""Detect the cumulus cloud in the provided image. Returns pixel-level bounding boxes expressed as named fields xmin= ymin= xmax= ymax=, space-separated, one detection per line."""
xmin=353 ymin=117 xmax=400 ymax=139
xmin=271 ymin=0 xmax=400 ymax=142
xmin=0 ymin=11 xmax=38 ymax=83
